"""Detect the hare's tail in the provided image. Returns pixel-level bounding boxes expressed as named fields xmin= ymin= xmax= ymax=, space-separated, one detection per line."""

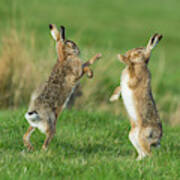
xmin=25 ymin=111 xmax=40 ymax=122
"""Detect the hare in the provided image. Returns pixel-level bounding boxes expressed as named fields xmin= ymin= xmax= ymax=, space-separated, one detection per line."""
xmin=23 ymin=24 xmax=102 ymax=151
xmin=110 ymin=34 xmax=163 ymax=160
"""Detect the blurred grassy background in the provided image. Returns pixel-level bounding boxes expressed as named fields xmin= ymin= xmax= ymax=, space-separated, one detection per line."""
xmin=0 ymin=0 xmax=180 ymax=124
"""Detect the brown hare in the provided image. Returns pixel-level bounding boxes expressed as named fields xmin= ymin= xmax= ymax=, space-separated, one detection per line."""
xmin=110 ymin=34 xmax=163 ymax=160
xmin=23 ymin=24 xmax=102 ymax=151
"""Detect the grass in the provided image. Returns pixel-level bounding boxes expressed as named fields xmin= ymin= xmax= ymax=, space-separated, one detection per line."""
xmin=0 ymin=0 xmax=180 ymax=179
xmin=0 ymin=108 xmax=180 ymax=179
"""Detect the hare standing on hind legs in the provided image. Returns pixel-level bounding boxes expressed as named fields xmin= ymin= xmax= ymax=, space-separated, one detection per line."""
xmin=23 ymin=24 xmax=102 ymax=151
xmin=110 ymin=34 xmax=163 ymax=160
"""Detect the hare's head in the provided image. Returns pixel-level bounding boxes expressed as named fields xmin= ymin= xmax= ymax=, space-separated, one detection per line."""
xmin=49 ymin=24 xmax=80 ymax=57
xmin=118 ymin=34 xmax=163 ymax=65
xmin=64 ymin=40 xmax=80 ymax=56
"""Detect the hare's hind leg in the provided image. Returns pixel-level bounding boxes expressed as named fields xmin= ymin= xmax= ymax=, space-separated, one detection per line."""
xmin=135 ymin=128 xmax=151 ymax=160
xmin=137 ymin=138 xmax=151 ymax=160
xmin=23 ymin=126 xmax=35 ymax=151
xmin=129 ymin=126 xmax=143 ymax=159
xmin=42 ymin=127 xmax=55 ymax=150
xmin=42 ymin=109 xmax=63 ymax=150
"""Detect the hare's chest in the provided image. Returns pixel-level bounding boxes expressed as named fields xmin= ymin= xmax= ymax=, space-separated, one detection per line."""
xmin=62 ymin=86 xmax=76 ymax=109
xmin=121 ymin=71 xmax=137 ymax=122
xmin=66 ymin=59 xmax=83 ymax=78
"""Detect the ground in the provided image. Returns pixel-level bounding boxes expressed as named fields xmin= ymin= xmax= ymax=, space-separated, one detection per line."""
xmin=0 ymin=109 xmax=179 ymax=179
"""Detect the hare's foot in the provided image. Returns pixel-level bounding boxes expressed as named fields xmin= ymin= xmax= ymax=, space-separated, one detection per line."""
xmin=23 ymin=126 xmax=35 ymax=151
xmin=137 ymin=134 xmax=152 ymax=160
xmin=42 ymin=129 xmax=55 ymax=150
xmin=42 ymin=144 xmax=48 ymax=151
xmin=136 ymin=152 xmax=147 ymax=161
xmin=27 ymin=144 xmax=34 ymax=151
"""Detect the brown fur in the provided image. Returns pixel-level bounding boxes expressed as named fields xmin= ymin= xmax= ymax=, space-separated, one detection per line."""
xmin=110 ymin=34 xmax=163 ymax=160
xmin=23 ymin=24 xmax=101 ymax=151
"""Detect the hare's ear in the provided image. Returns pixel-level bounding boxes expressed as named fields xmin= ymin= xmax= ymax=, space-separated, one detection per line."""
xmin=49 ymin=24 xmax=65 ymax=62
xmin=146 ymin=33 xmax=163 ymax=52
xmin=49 ymin=24 xmax=60 ymax=41
xmin=60 ymin=25 xmax=65 ymax=41
xmin=117 ymin=54 xmax=130 ymax=65
xmin=145 ymin=33 xmax=163 ymax=63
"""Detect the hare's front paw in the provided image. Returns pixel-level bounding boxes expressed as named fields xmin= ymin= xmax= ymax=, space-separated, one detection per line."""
xmin=109 ymin=94 xmax=119 ymax=102
xmin=95 ymin=53 xmax=102 ymax=60
xmin=117 ymin=54 xmax=125 ymax=63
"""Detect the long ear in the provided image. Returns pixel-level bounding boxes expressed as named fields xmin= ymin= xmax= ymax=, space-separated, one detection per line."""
xmin=146 ymin=33 xmax=163 ymax=53
xmin=49 ymin=24 xmax=60 ymax=41
xmin=60 ymin=26 xmax=65 ymax=41
xmin=117 ymin=54 xmax=130 ymax=65
xmin=49 ymin=24 xmax=65 ymax=62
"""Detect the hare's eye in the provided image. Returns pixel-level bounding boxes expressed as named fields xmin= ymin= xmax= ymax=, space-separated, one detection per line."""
xmin=65 ymin=41 xmax=73 ymax=48
xmin=133 ymin=52 xmax=140 ymax=57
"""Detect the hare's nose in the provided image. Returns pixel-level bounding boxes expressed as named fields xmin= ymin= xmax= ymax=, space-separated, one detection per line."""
xmin=49 ymin=24 xmax=53 ymax=30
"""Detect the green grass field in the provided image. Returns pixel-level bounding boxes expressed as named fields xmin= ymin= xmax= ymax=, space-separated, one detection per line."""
xmin=0 ymin=0 xmax=180 ymax=179
xmin=0 ymin=108 xmax=180 ymax=179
